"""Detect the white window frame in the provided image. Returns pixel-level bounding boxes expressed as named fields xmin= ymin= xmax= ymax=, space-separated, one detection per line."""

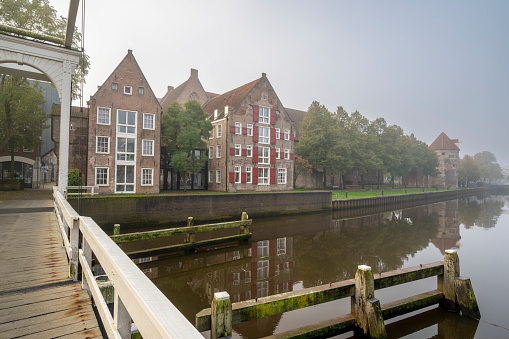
xmin=117 ymin=109 xmax=137 ymax=134
xmin=209 ymin=146 xmax=214 ymax=159
xmin=217 ymin=124 xmax=222 ymax=138
xmin=234 ymin=166 xmax=241 ymax=183
xmin=284 ymin=149 xmax=290 ymax=159
xmin=208 ymin=170 xmax=213 ymax=183
xmin=235 ymin=122 xmax=242 ymax=134
xmin=246 ymin=145 xmax=252 ymax=158
xmin=97 ymin=107 xmax=111 ymax=125
xmin=115 ymin=164 xmax=136 ymax=193
xmin=259 ymin=147 xmax=270 ymax=164
xmin=235 ymin=144 xmax=241 ymax=156
xmin=124 ymin=85 xmax=132 ymax=95
xmin=276 ymin=148 xmax=280 ymax=160
xmin=116 ymin=137 xmax=136 ymax=161
xmin=141 ymin=168 xmax=153 ymax=186
xmin=138 ymin=87 xmax=144 ymax=95
xmin=276 ymin=128 xmax=280 ymax=139
xmin=278 ymin=168 xmax=287 ymax=184
xmin=259 ymin=106 xmax=269 ymax=124
xmin=257 ymin=240 xmax=269 ymax=258
xmin=258 ymin=167 xmax=269 ymax=185
xmin=143 ymin=113 xmax=155 ymax=130
xmin=216 ymin=170 xmax=221 ymax=183
xmin=259 ymin=126 xmax=270 ymax=144
xmin=216 ymin=145 xmax=222 ymax=159
xmin=142 ymin=139 xmax=154 ymax=156
xmin=277 ymin=237 xmax=287 ymax=255
xmin=246 ymin=167 xmax=252 ymax=183
xmin=96 ymin=136 xmax=110 ymax=154
xmin=95 ymin=167 xmax=109 ymax=186
xmin=284 ymin=129 xmax=290 ymax=140
xmin=112 ymin=83 xmax=118 ymax=91
xmin=247 ymin=124 xmax=253 ymax=136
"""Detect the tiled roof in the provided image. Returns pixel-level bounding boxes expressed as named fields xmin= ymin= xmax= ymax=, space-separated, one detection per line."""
xmin=429 ymin=132 xmax=460 ymax=151
xmin=160 ymin=82 xmax=187 ymax=110
xmin=51 ymin=103 xmax=88 ymax=118
xmin=202 ymin=78 xmax=259 ymax=115
xmin=285 ymin=108 xmax=306 ymax=133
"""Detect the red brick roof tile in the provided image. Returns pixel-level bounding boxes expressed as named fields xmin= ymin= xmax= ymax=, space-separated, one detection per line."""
xmin=202 ymin=78 xmax=259 ymax=115
xmin=429 ymin=132 xmax=460 ymax=151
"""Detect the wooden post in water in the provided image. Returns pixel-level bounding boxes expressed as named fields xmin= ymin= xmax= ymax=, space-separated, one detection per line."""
xmin=455 ymin=276 xmax=481 ymax=319
xmin=113 ymin=224 xmax=121 ymax=236
xmin=440 ymin=249 xmax=460 ymax=311
xmin=352 ymin=265 xmax=386 ymax=338
xmin=240 ymin=212 xmax=249 ymax=234
xmin=211 ymin=291 xmax=232 ymax=339
xmin=185 ymin=217 xmax=195 ymax=244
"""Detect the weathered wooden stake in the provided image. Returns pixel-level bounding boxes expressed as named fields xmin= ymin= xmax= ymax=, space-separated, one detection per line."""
xmin=367 ymin=298 xmax=387 ymax=339
xmin=455 ymin=276 xmax=481 ymax=319
xmin=240 ymin=212 xmax=250 ymax=234
xmin=185 ymin=217 xmax=196 ymax=243
xmin=113 ymin=224 xmax=121 ymax=236
xmin=353 ymin=265 xmax=375 ymax=336
xmin=211 ymin=291 xmax=232 ymax=339
xmin=441 ymin=249 xmax=460 ymax=311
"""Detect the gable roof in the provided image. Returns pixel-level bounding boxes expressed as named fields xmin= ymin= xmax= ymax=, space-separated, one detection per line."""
xmin=51 ymin=103 xmax=88 ymax=118
xmin=202 ymin=78 xmax=259 ymax=115
xmin=159 ymin=69 xmax=210 ymax=111
xmin=429 ymin=132 xmax=460 ymax=151
xmin=285 ymin=108 xmax=305 ymax=133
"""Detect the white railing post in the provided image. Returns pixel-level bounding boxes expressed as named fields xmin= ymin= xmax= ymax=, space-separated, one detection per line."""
xmin=114 ymin=291 xmax=131 ymax=339
xmin=69 ymin=217 xmax=80 ymax=281
xmin=82 ymin=235 xmax=92 ymax=293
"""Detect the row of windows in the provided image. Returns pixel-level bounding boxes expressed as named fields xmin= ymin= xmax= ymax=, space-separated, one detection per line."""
xmin=96 ymin=136 xmax=154 ymax=157
xmin=208 ymin=167 xmax=287 ymax=185
xmin=210 ymin=122 xmax=292 ymax=141
xmin=97 ymin=108 xmax=155 ymax=130
xmin=95 ymin=166 xmax=153 ymax=189
xmin=209 ymin=145 xmax=292 ymax=162
xmin=112 ymin=83 xmax=144 ymax=95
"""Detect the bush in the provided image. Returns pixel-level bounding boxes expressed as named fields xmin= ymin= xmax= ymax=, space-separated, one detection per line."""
xmin=0 ymin=179 xmax=22 ymax=191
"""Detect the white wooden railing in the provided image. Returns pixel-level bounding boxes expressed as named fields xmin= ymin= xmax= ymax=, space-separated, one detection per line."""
xmin=53 ymin=187 xmax=203 ymax=339
xmin=66 ymin=185 xmax=99 ymax=196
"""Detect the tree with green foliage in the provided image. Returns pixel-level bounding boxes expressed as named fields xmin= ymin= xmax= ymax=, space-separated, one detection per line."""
xmin=161 ymin=100 xmax=213 ymax=192
xmin=0 ymin=0 xmax=90 ymax=99
xmin=296 ymin=101 xmax=343 ymax=188
xmin=0 ymin=76 xmax=47 ymax=178
xmin=473 ymin=151 xmax=503 ymax=183
xmin=458 ymin=155 xmax=481 ymax=187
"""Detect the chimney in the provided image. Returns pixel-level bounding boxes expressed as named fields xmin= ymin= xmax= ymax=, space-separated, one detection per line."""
xmin=128 ymin=49 xmax=133 ymax=60
xmin=214 ymin=109 xmax=218 ymax=119
xmin=191 ymin=69 xmax=198 ymax=78
xmin=262 ymin=72 xmax=266 ymax=78
xmin=167 ymin=86 xmax=174 ymax=92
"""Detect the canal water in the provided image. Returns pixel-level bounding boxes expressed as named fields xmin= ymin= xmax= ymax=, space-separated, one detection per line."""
xmin=130 ymin=195 xmax=509 ymax=338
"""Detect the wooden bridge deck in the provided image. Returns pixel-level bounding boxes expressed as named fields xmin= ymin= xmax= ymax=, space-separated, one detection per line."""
xmin=0 ymin=199 xmax=103 ymax=338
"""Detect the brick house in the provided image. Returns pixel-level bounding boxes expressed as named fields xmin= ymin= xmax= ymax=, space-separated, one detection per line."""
xmin=203 ymin=73 xmax=295 ymax=192
xmin=428 ymin=132 xmax=460 ymax=188
xmin=86 ymin=50 xmax=161 ymax=194
xmin=159 ymin=68 xmax=214 ymax=111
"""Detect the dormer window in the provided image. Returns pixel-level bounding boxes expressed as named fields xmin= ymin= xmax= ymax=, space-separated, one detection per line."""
xmin=124 ymin=86 xmax=132 ymax=95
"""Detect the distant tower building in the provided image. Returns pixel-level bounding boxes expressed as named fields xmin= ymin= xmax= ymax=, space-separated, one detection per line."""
xmin=429 ymin=132 xmax=460 ymax=188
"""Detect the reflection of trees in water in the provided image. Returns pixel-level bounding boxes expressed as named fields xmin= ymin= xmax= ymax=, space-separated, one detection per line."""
xmin=294 ymin=209 xmax=440 ymax=288
xmin=459 ymin=196 xmax=504 ymax=229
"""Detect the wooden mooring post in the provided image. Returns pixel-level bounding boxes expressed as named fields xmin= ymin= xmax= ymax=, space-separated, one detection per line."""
xmin=196 ymin=248 xmax=480 ymax=338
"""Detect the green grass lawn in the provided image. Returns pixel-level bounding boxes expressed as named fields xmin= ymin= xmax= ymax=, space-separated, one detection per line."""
xmin=332 ymin=187 xmax=453 ymax=199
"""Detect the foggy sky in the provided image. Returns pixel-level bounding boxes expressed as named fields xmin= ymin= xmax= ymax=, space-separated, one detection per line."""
xmin=52 ymin=0 xmax=509 ymax=166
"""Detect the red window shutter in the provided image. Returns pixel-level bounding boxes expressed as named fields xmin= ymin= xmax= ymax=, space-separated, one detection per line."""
xmin=252 ymin=146 xmax=259 ymax=163
xmin=242 ymin=148 xmax=247 ymax=156
xmin=269 ymin=259 xmax=275 ymax=276
xmin=253 ymin=168 xmax=258 ymax=184
xmin=270 ymin=168 xmax=276 ymax=184
xmin=280 ymin=133 xmax=284 ymax=140
xmin=270 ymin=128 xmax=276 ymax=144
xmin=290 ymin=133 xmax=295 ymax=140
xmin=242 ymin=127 xmax=247 ymax=135
xmin=253 ymin=126 xmax=259 ymax=142
xmin=289 ymin=261 xmax=294 ymax=269
xmin=270 ymin=148 xmax=276 ymax=164
xmin=290 ymin=153 xmax=294 ymax=160
xmin=230 ymin=147 xmax=235 ymax=156
xmin=269 ymin=240 xmax=276 ymax=256
xmin=230 ymin=125 xmax=236 ymax=134
xmin=229 ymin=172 xmax=235 ymax=183
xmin=241 ymin=172 xmax=247 ymax=183
xmin=270 ymin=108 xmax=276 ymax=124
xmin=253 ymin=105 xmax=259 ymax=122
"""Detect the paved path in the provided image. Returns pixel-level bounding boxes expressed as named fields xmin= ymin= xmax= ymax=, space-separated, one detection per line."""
xmin=0 ymin=197 xmax=103 ymax=338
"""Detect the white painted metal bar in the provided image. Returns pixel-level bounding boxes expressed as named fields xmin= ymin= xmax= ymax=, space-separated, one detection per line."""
xmin=67 ymin=186 xmax=99 ymax=195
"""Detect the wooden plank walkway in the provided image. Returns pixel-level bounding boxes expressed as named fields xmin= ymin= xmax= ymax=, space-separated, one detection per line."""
xmin=0 ymin=199 xmax=103 ymax=338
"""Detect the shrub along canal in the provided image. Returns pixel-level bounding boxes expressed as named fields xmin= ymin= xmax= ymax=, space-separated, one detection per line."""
xmin=124 ymin=194 xmax=509 ymax=338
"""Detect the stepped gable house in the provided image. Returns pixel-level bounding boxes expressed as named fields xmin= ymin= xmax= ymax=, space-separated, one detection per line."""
xmin=86 ymin=49 xmax=161 ymax=194
xmin=428 ymin=132 xmax=460 ymax=188
xmin=203 ymin=73 xmax=295 ymax=192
